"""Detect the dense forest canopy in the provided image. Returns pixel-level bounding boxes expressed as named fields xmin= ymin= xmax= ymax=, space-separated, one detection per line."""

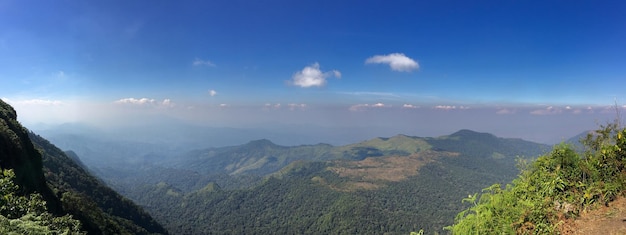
xmin=100 ymin=129 xmax=549 ymax=234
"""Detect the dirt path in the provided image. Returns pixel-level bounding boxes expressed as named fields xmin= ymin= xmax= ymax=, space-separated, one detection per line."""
xmin=562 ymin=197 xmax=626 ymax=234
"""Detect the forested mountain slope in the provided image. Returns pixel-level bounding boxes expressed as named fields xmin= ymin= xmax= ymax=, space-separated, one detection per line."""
xmin=116 ymin=129 xmax=550 ymax=234
xmin=0 ymin=99 xmax=168 ymax=234
xmin=448 ymin=124 xmax=626 ymax=234
xmin=0 ymin=100 xmax=59 ymax=208
xmin=168 ymin=130 xmax=549 ymax=183
xmin=30 ymin=132 xmax=168 ymax=234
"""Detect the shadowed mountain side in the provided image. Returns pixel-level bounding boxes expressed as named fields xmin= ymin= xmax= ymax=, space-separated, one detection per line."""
xmin=0 ymin=99 xmax=167 ymax=234
xmin=0 ymin=100 xmax=59 ymax=212
xmin=30 ymin=132 xmax=168 ymax=234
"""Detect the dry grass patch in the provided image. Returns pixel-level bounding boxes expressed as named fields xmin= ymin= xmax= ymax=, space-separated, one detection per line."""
xmin=560 ymin=196 xmax=626 ymax=235
xmin=324 ymin=150 xmax=458 ymax=191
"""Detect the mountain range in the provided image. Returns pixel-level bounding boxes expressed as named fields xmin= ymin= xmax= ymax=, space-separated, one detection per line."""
xmin=2 ymin=98 xmax=568 ymax=234
xmin=72 ymin=127 xmax=550 ymax=234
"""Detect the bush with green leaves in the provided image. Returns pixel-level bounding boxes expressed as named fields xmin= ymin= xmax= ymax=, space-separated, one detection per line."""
xmin=0 ymin=169 xmax=83 ymax=234
xmin=447 ymin=124 xmax=626 ymax=234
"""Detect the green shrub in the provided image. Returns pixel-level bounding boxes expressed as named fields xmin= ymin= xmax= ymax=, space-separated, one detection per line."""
xmin=0 ymin=169 xmax=84 ymax=234
xmin=447 ymin=125 xmax=626 ymax=234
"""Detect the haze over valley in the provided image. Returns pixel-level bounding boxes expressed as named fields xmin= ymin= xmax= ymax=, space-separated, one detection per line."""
xmin=1 ymin=0 xmax=626 ymax=234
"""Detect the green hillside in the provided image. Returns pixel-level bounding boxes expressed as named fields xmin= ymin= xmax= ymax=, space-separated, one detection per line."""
xmin=116 ymin=129 xmax=549 ymax=234
xmin=170 ymin=139 xmax=337 ymax=176
xmin=0 ymin=100 xmax=59 ymax=209
xmin=30 ymin=132 xmax=168 ymax=234
xmin=0 ymin=99 xmax=168 ymax=234
xmin=169 ymin=130 xmax=547 ymax=181
xmin=447 ymin=123 xmax=626 ymax=234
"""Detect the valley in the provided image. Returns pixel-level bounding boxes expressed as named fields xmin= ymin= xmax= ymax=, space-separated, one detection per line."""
xmin=4 ymin=98 xmax=626 ymax=234
xmin=39 ymin=124 xmax=550 ymax=234
xmin=3 ymin=1 xmax=623 ymax=234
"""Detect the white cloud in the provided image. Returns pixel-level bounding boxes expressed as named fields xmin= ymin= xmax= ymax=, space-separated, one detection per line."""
xmin=340 ymin=91 xmax=399 ymax=97
xmin=290 ymin=63 xmax=341 ymax=88
xmin=288 ymin=103 xmax=307 ymax=111
xmin=434 ymin=105 xmax=455 ymax=110
xmin=365 ymin=53 xmax=419 ymax=72
xmin=2 ymin=98 xmax=64 ymax=106
xmin=219 ymin=104 xmax=228 ymax=108
xmin=162 ymin=99 xmax=175 ymax=107
xmin=114 ymin=98 xmax=174 ymax=108
xmin=263 ymin=103 xmax=282 ymax=111
xmin=433 ymin=105 xmax=469 ymax=110
xmin=115 ymin=98 xmax=156 ymax=105
xmin=332 ymin=70 xmax=342 ymax=78
xmin=193 ymin=58 xmax=216 ymax=67
xmin=562 ymin=106 xmax=584 ymax=114
xmin=526 ymin=105 xmax=601 ymax=115
xmin=496 ymin=108 xmax=516 ymax=115
xmin=209 ymin=90 xmax=217 ymax=96
xmin=372 ymin=102 xmax=386 ymax=107
xmin=402 ymin=104 xmax=419 ymax=109
xmin=349 ymin=103 xmax=390 ymax=111
xmin=530 ymin=106 xmax=562 ymax=115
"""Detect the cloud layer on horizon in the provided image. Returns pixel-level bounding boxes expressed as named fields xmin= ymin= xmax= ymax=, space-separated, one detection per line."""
xmin=114 ymin=97 xmax=175 ymax=107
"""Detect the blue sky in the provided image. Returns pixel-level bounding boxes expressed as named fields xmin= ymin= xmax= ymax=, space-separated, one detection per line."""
xmin=1 ymin=0 xmax=625 ymax=143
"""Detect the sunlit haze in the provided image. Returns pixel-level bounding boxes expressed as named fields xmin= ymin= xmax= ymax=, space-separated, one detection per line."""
xmin=2 ymin=0 xmax=625 ymax=144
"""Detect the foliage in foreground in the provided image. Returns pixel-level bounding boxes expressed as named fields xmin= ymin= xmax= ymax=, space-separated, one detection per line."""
xmin=0 ymin=169 xmax=83 ymax=234
xmin=447 ymin=123 xmax=626 ymax=234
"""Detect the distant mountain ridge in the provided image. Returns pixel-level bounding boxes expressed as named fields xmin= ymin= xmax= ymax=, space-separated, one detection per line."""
xmin=167 ymin=129 xmax=549 ymax=181
xmin=104 ymin=128 xmax=551 ymax=234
